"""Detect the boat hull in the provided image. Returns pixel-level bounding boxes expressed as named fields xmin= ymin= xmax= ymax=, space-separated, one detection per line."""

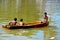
xmin=2 ymin=22 xmax=49 ymax=29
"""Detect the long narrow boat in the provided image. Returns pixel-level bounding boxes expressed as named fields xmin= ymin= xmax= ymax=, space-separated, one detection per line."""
xmin=2 ymin=21 xmax=49 ymax=29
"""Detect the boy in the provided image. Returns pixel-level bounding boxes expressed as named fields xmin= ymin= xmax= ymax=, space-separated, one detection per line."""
xmin=19 ymin=19 xmax=24 ymax=26
xmin=9 ymin=18 xmax=17 ymax=26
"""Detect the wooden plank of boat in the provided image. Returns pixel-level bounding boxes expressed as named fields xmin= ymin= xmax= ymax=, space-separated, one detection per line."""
xmin=2 ymin=22 xmax=49 ymax=29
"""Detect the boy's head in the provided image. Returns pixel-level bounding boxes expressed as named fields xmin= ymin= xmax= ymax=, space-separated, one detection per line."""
xmin=44 ymin=12 xmax=47 ymax=15
xmin=14 ymin=18 xmax=17 ymax=21
xmin=20 ymin=19 xmax=23 ymax=22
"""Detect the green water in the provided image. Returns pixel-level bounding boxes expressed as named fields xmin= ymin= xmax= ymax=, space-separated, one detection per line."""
xmin=0 ymin=0 xmax=40 ymax=23
xmin=0 ymin=0 xmax=60 ymax=40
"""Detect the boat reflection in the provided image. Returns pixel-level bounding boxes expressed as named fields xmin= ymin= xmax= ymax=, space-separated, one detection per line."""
xmin=2 ymin=25 xmax=57 ymax=40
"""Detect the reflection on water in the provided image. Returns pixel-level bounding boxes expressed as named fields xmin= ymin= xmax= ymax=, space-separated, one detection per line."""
xmin=0 ymin=26 xmax=57 ymax=40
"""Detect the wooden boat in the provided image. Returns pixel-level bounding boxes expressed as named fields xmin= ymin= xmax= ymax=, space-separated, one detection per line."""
xmin=2 ymin=21 xmax=49 ymax=29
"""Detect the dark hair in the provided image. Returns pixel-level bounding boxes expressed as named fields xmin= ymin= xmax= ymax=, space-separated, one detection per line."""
xmin=14 ymin=18 xmax=17 ymax=21
xmin=20 ymin=19 xmax=23 ymax=21
xmin=44 ymin=12 xmax=47 ymax=15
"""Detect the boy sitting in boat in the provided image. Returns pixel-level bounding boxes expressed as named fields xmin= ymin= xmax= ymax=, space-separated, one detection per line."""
xmin=9 ymin=18 xmax=17 ymax=26
xmin=41 ymin=12 xmax=48 ymax=23
xmin=18 ymin=19 xmax=24 ymax=26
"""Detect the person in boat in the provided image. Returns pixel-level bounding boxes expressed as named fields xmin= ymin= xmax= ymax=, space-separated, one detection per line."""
xmin=9 ymin=18 xmax=17 ymax=26
xmin=18 ymin=19 xmax=24 ymax=26
xmin=41 ymin=12 xmax=48 ymax=23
